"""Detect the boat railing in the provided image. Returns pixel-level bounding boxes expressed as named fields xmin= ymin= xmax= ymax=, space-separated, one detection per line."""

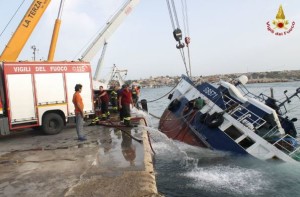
xmin=272 ymin=134 xmax=300 ymax=161
xmin=262 ymin=126 xmax=280 ymax=138
xmin=223 ymin=95 xmax=266 ymax=130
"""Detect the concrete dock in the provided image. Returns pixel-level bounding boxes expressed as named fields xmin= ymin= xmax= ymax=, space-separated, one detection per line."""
xmin=0 ymin=117 xmax=160 ymax=196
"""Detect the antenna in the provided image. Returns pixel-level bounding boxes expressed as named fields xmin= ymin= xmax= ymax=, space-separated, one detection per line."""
xmin=31 ymin=45 xmax=38 ymax=61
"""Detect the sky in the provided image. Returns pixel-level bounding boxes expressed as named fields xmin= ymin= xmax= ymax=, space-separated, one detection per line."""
xmin=0 ymin=0 xmax=300 ymax=80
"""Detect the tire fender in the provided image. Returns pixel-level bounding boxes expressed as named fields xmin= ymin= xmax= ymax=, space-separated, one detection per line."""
xmin=205 ymin=112 xmax=224 ymax=128
xmin=168 ymin=99 xmax=181 ymax=112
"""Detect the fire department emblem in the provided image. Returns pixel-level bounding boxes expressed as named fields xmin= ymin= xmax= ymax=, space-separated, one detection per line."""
xmin=266 ymin=5 xmax=295 ymax=36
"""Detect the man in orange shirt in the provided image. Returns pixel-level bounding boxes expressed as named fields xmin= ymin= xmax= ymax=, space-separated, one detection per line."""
xmin=72 ymin=84 xmax=86 ymax=141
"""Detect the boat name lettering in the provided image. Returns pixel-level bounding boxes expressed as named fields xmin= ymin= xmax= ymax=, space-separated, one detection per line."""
xmin=72 ymin=66 xmax=86 ymax=72
xmin=22 ymin=1 xmax=42 ymax=28
xmin=13 ymin=66 xmax=31 ymax=72
xmin=203 ymin=87 xmax=218 ymax=99
xmin=50 ymin=66 xmax=67 ymax=72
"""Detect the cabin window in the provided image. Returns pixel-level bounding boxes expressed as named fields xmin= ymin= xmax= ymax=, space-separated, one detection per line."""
xmin=224 ymin=126 xmax=243 ymax=140
xmin=239 ymin=137 xmax=255 ymax=149
xmin=256 ymin=114 xmax=279 ymax=138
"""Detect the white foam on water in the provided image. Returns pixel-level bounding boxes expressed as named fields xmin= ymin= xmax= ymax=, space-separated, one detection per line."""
xmin=183 ymin=165 xmax=270 ymax=195
xmin=143 ymin=125 xmax=233 ymax=168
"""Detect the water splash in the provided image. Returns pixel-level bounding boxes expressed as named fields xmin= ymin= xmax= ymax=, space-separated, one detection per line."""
xmin=143 ymin=125 xmax=198 ymax=163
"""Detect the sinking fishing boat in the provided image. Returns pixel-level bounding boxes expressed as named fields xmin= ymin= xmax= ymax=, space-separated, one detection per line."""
xmin=159 ymin=75 xmax=300 ymax=163
xmin=156 ymin=1 xmax=300 ymax=163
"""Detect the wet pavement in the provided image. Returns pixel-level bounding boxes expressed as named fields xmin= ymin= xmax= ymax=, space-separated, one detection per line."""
xmin=0 ymin=120 xmax=159 ymax=197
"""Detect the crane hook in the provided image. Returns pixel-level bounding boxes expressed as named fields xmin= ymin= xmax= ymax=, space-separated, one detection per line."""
xmin=176 ymin=42 xmax=185 ymax=49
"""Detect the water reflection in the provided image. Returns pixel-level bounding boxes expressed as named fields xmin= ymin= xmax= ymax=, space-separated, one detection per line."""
xmin=121 ymin=130 xmax=136 ymax=166
xmin=96 ymin=126 xmax=144 ymax=170
xmin=99 ymin=128 xmax=113 ymax=154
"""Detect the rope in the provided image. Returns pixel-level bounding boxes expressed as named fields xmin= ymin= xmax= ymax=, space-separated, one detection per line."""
xmin=181 ymin=0 xmax=191 ymax=77
xmin=0 ymin=0 xmax=26 ymax=38
xmin=187 ymin=45 xmax=192 ymax=77
xmin=147 ymin=131 xmax=156 ymax=154
xmin=181 ymin=0 xmax=187 ymax=35
xmin=165 ymin=0 xmax=191 ymax=77
xmin=171 ymin=0 xmax=180 ymax=28
xmin=143 ymin=78 xmax=182 ymax=103
xmin=166 ymin=0 xmax=175 ymax=30
xmin=149 ymin=112 xmax=161 ymax=119
xmin=179 ymin=48 xmax=189 ymax=76
xmin=183 ymin=0 xmax=190 ymax=36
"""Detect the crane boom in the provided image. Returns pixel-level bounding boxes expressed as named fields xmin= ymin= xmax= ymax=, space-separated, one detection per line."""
xmin=0 ymin=0 xmax=51 ymax=61
xmin=93 ymin=42 xmax=108 ymax=80
xmin=80 ymin=0 xmax=140 ymax=62
xmin=48 ymin=0 xmax=65 ymax=61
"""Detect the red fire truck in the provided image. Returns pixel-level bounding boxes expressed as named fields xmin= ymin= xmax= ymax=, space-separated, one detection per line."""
xmin=0 ymin=61 xmax=94 ymax=135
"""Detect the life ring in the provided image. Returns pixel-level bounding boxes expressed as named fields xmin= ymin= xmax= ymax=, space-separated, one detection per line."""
xmin=205 ymin=112 xmax=224 ymax=128
xmin=168 ymin=99 xmax=181 ymax=112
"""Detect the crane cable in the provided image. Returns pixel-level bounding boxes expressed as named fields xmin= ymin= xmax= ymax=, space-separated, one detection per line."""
xmin=181 ymin=0 xmax=192 ymax=77
xmin=166 ymin=0 xmax=189 ymax=77
xmin=0 ymin=0 xmax=26 ymax=38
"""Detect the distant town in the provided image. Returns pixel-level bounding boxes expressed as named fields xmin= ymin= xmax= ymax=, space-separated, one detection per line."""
xmin=123 ymin=70 xmax=300 ymax=88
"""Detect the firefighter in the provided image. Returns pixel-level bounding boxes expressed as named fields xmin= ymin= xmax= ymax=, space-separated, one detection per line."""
xmin=110 ymin=86 xmax=119 ymax=112
xmin=131 ymin=85 xmax=138 ymax=106
xmin=118 ymin=84 xmax=134 ymax=126
xmin=118 ymin=84 xmax=125 ymax=121
xmin=136 ymin=86 xmax=141 ymax=108
xmin=98 ymin=86 xmax=110 ymax=120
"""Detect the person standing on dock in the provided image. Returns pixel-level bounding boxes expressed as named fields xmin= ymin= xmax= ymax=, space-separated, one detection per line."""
xmin=136 ymin=86 xmax=141 ymax=108
xmin=131 ymin=85 xmax=138 ymax=106
xmin=110 ymin=86 xmax=119 ymax=112
xmin=119 ymin=84 xmax=134 ymax=126
xmin=118 ymin=84 xmax=125 ymax=121
xmin=98 ymin=86 xmax=110 ymax=120
xmin=72 ymin=84 xmax=86 ymax=141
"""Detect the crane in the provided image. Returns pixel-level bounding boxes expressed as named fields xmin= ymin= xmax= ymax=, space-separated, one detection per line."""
xmin=0 ymin=0 xmax=51 ymax=61
xmin=80 ymin=0 xmax=140 ymax=89
xmin=93 ymin=43 xmax=128 ymax=89
xmin=48 ymin=0 xmax=65 ymax=61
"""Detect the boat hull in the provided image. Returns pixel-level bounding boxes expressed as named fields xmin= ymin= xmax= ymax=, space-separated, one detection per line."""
xmin=159 ymin=109 xmax=208 ymax=147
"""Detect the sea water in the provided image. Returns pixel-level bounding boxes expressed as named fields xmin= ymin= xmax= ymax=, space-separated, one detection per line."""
xmin=140 ymin=81 xmax=300 ymax=197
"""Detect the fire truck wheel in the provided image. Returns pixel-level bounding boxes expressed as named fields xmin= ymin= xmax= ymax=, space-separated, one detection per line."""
xmin=42 ymin=113 xmax=64 ymax=135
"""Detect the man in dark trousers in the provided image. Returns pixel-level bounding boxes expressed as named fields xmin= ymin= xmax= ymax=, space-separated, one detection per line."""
xmin=110 ymin=86 xmax=119 ymax=112
xmin=131 ymin=85 xmax=138 ymax=106
xmin=72 ymin=84 xmax=86 ymax=141
xmin=118 ymin=84 xmax=134 ymax=126
xmin=98 ymin=86 xmax=110 ymax=120
xmin=117 ymin=84 xmax=125 ymax=121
